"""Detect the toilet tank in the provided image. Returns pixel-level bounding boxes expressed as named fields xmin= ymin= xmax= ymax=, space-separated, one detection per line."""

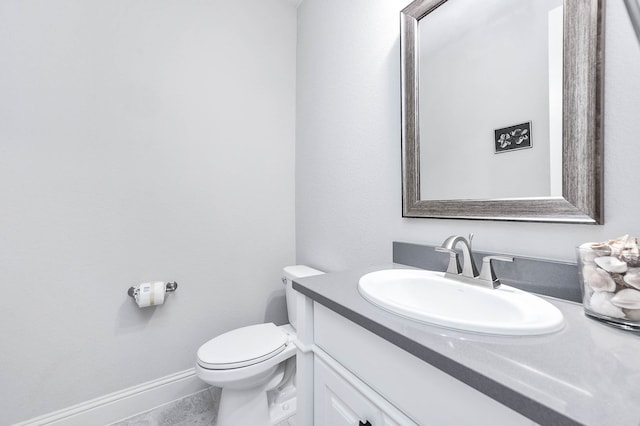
xmin=282 ymin=265 xmax=324 ymax=330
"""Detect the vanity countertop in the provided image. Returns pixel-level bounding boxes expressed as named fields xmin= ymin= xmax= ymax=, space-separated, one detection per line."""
xmin=293 ymin=264 xmax=640 ymax=426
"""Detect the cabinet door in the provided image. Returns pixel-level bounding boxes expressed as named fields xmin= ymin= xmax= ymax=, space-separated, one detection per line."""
xmin=314 ymin=356 xmax=412 ymax=426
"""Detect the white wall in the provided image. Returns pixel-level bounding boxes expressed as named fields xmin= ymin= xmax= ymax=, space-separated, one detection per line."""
xmin=0 ymin=0 xmax=296 ymax=423
xmin=296 ymin=0 xmax=640 ymax=269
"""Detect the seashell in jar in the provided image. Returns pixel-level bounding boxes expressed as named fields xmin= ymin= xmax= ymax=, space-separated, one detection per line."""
xmin=623 ymin=308 xmax=640 ymax=321
xmin=608 ymin=235 xmax=630 ymax=256
xmin=584 ymin=266 xmax=616 ymax=292
xmin=623 ymin=268 xmax=640 ymax=290
xmin=589 ymin=242 xmax=612 ymax=257
xmin=610 ymin=288 xmax=640 ymax=310
xmin=620 ymin=239 xmax=640 ymax=266
xmin=594 ymin=256 xmax=628 ymax=273
xmin=622 ymin=309 xmax=640 ymax=321
xmin=590 ymin=291 xmax=625 ymax=318
xmin=610 ymin=273 xmax=627 ymax=288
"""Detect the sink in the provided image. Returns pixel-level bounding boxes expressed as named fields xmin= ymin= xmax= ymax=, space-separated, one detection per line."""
xmin=358 ymin=269 xmax=564 ymax=335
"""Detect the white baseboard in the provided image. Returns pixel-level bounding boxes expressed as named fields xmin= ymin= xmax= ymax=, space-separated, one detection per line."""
xmin=13 ymin=368 xmax=209 ymax=426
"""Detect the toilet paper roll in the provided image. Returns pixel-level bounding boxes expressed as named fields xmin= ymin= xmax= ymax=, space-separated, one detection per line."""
xmin=135 ymin=281 xmax=166 ymax=308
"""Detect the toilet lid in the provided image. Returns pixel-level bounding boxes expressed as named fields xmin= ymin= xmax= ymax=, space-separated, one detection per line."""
xmin=197 ymin=323 xmax=288 ymax=370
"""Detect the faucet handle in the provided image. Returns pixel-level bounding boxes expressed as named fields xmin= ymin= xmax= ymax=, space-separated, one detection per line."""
xmin=479 ymin=256 xmax=513 ymax=288
xmin=435 ymin=247 xmax=462 ymax=274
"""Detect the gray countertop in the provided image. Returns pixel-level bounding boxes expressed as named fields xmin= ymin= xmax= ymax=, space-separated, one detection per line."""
xmin=293 ymin=264 xmax=640 ymax=426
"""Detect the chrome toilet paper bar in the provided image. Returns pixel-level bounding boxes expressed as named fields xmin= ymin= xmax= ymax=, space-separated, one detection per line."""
xmin=127 ymin=281 xmax=178 ymax=298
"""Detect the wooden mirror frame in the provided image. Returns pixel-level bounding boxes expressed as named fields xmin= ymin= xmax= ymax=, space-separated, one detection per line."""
xmin=401 ymin=0 xmax=604 ymax=223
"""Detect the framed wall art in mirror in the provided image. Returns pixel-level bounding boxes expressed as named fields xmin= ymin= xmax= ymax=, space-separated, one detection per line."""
xmin=401 ymin=0 xmax=604 ymax=223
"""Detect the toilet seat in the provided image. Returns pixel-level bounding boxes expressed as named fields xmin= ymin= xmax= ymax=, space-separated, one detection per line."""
xmin=197 ymin=323 xmax=288 ymax=370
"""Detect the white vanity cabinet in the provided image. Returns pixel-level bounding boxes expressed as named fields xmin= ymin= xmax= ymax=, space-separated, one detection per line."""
xmin=296 ymin=296 xmax=537 ymax=426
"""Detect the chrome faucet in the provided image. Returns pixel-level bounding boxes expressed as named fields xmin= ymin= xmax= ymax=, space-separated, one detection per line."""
xmin=435 ymin=234 xmax=479 ymax=278
xmin=435 ymin=234 xmax=513 ymax=289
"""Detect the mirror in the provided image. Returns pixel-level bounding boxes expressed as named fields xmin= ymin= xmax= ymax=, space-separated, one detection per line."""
xmin=401 ymin=0 xmax=604 ymax=223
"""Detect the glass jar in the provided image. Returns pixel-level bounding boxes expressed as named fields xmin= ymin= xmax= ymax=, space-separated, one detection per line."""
xmin=577 ymin=242 xmax=640 ymax=331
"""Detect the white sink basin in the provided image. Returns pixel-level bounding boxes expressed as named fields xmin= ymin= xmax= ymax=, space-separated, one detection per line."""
xmin=358 ymin=269 xmax=564 ymax=335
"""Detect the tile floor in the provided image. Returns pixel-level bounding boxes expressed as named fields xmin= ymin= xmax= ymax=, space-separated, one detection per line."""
xmin=109 ymin=387 xmax=295 ymax=426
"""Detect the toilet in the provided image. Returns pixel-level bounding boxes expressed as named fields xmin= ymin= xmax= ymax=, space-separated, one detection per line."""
xmin=195 ymin=265 xmax=323 ymax=426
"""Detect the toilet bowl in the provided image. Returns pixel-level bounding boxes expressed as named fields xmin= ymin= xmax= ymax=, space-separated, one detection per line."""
xmin=195 ymin=265 xmax=323 ymax=426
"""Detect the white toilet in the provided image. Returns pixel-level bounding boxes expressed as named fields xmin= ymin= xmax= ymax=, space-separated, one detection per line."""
xmin=195 ymin=265 xmax=323 ymax=426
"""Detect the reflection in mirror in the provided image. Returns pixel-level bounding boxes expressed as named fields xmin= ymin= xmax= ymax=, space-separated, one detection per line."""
xmin=625 ymin=0 xmax=640 ymax=43
xmin=419 ymin=0 xmax=563 ymax=200
xmin=401 ymin=0 xmax=604 ymax=223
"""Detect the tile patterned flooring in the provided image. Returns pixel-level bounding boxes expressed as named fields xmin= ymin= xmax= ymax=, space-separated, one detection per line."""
xmin=110 ymin=387 xmax=295 ymax=426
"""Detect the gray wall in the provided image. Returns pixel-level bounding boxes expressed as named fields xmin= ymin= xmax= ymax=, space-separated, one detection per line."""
xmin=0 ymin=0 xmax=296 ymax=423
xmin=296 ymin=0 xmax=640 ymax=269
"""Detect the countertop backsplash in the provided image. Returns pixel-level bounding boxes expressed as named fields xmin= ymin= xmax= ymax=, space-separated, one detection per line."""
xmin=393 ymin=241 xmax=582 ymax=302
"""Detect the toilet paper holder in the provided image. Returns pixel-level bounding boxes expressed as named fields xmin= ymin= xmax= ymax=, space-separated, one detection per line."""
xmin=127 ymin=281 xmax=178 ymax=298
